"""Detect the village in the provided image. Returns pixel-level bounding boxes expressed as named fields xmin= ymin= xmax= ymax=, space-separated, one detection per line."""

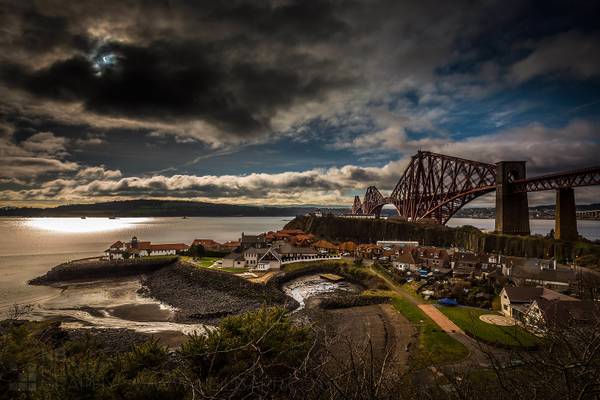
xmin=104 ymin=227 xmax=600 ymax=335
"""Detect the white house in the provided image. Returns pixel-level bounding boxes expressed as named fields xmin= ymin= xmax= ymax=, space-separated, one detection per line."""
xmin=243 ymin=247 xmax=269 ymax=268
xmin=523 ymin=297 xmax=600 ymax=333
xmin=221 ymin=251 xmax=247 ymax=268
xmin=499 ymin=286 xmax=578 ymax=321
xmin=104 ymin=237 xmax=188 ymax=260
xmin=256 ymin=248 xmax=283 ymax=270
xmin=392 ymin=252 xmax=418 ymax=272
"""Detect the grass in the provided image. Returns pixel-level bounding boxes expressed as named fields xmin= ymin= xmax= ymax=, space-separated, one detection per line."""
xmin=438 ymin=306 xmax=539 ymax=348
xmin=391 ymin=297 xmax=469 ymax=367
xmin=181 ymin=256 xmax=221 ymax=268
xmin=281 ymin=260 xmax=345 ymax=272
xmin=217 ymin=267 xmax=250 ymax=273
xmin=361 ymin=289 xmax=398 ymax=297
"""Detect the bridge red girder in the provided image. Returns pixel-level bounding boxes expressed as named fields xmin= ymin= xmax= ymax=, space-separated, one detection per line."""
xmin=352 ymin=150 xmax=600 ymax=225
xmin=358 ymin=151 xmax=497 ymax=223
xmin=352 ymin=195 xmax=363 ymax=214
xmin=511 ymin=166 xmax=600 ymax=193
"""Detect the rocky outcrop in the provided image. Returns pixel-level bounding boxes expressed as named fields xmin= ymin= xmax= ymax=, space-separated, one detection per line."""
xmin=139 ymin=261 xmax=298 ymax=323
xmin=29 ymin=256 xmax=178 ymax=285
xmin=285 ymin=215 xmax=600 ymax=262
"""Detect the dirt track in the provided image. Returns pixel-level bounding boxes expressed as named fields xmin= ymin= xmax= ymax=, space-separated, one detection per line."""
xmin=318 ymin=303 xmax=417 ymax=374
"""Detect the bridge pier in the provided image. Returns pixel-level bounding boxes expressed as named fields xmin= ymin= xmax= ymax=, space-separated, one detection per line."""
xmin=555 ymin=187 xmax=578 ymax=241
xmin=495 ymin=161 xmax=531 ymax=235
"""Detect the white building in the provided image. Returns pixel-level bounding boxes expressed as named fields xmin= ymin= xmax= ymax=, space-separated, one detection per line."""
xmin=104 ymin=237 xmax=189 ymax=260
xmin=256 ymin=248 xmax=283 ymax=270
xmin=499 ymin=286 xmax=577 ymax=320
xmin=376 ymin=240 xmax=419 ymax=248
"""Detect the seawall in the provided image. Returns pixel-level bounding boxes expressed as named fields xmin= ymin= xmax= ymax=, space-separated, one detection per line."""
xmin=285 ymin=215 xmax=600 ymax=262
xmin=29 ymin=256 xmax=179 ymax=285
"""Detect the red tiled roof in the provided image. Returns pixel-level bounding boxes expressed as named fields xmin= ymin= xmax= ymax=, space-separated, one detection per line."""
xmin=110 ymin=241 xmax=123 ymax=248
xmin=150 ymin=243 xmax=189 ymax=251
xmin=313 ymin=240 xmax=338 ymax=250
xmin=126 ymin=241 xmax=152 ymax=250
xmin=338 ymin=241 xmax=357 ymax=251
xmin=395 ymin=253 xmax=416 ymax=264
xmin=278 ymin=229 xmax=305 ymax=235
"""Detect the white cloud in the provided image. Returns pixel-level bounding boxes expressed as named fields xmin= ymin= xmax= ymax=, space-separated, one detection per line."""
xmin=75 ymin=166 xmax=122 ymax=181
xmin=2 ymin=120 xmax=598 ymax=207
xmin=20 ymin=132 xmax=69 ymax=156
xmin=0 ymin=129 xmax=78 ymax=180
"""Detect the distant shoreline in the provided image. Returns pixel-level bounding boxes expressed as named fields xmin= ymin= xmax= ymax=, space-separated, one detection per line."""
xmin=0 ymin=199 xmax=323 ymax=218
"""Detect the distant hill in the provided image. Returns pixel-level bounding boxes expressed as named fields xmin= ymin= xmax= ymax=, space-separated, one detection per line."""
xmin=0 ymin=199 xmax=333 ymax=217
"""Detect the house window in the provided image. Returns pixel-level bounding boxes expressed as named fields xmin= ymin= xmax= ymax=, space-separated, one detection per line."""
xmin=503 ymin=305 xmax=508 ymax=310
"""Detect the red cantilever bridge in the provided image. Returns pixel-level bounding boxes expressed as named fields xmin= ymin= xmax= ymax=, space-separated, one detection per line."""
xmin=350 ymin=151 xmax=600 ymax=240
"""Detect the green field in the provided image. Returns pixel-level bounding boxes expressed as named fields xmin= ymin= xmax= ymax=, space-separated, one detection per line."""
xmin=438 ymin=306 xmax=539 ymax=348
xmin=281 ymin=260 xmax=345 ymax=272
xmin=391 ymin=297 xmax=469 ymax=367
xmin=217 ymin=267 xmax=250 ymax=273
xmin=182 ymin=256 xmax=221 ymax=268
xmin=182 ymin=256 xmax=249 ymax=274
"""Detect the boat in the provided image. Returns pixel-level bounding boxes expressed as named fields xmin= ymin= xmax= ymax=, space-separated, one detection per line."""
xmin=80 ymin=216 xmax=86 ymax=219
xmin=108 ymin=216 xmax=117 ymax=219
xmin=182 ymin=216 xmax=188 ymax=219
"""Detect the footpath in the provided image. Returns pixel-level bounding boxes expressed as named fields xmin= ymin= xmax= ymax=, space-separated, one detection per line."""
xmin=368 ymin=266 xmax=494 ymax=368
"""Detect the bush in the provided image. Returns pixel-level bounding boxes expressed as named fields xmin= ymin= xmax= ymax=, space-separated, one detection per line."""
xmin=179 ymin=306 xmax=312 ymax=380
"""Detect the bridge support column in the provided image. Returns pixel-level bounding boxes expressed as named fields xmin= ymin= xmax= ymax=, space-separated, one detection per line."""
xmin=495 ymin=161 xmax=530 ymax=235
xmin=555 ymin=187 xmax=578 ymax=241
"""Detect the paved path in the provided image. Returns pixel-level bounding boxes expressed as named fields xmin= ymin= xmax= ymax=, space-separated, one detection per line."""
xmin=247 ymin=270 xmax=281 ymax=284
xmin=368 ymin=266 xmax=495 ymax=368
xmin=418 ymin=304 xmax=463 ymax=334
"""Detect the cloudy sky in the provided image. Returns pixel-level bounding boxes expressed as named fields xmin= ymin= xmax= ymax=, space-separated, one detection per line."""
xmin=1 ymin=0 xmax=599 ymax=208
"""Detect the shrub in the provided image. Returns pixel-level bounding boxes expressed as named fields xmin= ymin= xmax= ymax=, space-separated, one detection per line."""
xmin=179 ymin=306 xmax=312 ymax=380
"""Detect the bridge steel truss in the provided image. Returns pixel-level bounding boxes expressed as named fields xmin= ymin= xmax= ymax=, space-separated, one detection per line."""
xmin=511 ymin=166 xmax=600 ymax=192
xmin=352 ymin=150 xmax=600 ymax=225
xmin=389 ymin=151 xmax=497 ymax=224
xmin=356 ymin=151 xmax=497 ymax=224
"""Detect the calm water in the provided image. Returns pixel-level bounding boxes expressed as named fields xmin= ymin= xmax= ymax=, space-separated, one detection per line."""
xmin=0 ymin=216 xmax=598 ymax=328
xmin=447 ymin=218 xmax=600 ymax=241
xmin=0 ymin=217 xmax=291 ymax=319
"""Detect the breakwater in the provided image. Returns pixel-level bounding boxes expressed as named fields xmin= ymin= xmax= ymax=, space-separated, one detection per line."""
xmin=29 ymin=256 xmax=178 ymax=285
xmin=285 ymin=215 xmax=600 ymax=263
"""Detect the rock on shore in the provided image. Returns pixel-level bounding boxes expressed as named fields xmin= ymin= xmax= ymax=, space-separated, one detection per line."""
xmin=139 ymin=261 xmax=298 ymax=324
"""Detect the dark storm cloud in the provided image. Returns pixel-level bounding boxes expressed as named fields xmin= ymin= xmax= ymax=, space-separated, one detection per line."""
xmin=1 ymin=0 xmax=600 ymax=206
xmin=1 ymin=0 xmax=354 ymax=137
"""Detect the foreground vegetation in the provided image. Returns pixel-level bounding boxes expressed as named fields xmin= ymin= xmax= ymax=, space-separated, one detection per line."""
xmin=1 ymin=303 xmax=599 ymax=400
xmin=438 ymin=306 xmax=539 ymax=348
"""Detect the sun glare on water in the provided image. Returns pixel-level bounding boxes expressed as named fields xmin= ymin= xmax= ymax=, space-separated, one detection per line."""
xmin=24 ymin=218 xmax=149 ymax=234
